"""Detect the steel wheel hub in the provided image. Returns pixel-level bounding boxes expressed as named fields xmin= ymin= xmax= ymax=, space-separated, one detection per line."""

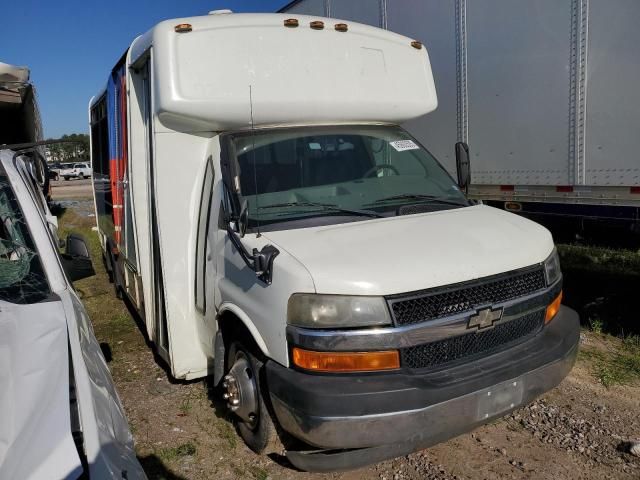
xmin=223 ymin=354 xmax=258 ymax=425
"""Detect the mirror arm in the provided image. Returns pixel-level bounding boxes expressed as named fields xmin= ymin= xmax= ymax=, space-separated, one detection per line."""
xmin=226 ymin=224 xmax=255 ymax=267
xmin=226 ymin=225 xmax=279 ymax=285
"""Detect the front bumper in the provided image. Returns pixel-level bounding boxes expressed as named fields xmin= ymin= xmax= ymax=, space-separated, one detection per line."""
xmin=266 ymin=306 xmax=579 ymax=471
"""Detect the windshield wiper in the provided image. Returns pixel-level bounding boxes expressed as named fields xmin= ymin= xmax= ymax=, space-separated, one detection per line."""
xmin=369 ymin=194 xmax=468 ymax=207
xmin=258 ymin=201 xmax=384 ymax=218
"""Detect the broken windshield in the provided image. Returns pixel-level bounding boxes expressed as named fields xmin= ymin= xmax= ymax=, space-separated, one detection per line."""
xmin=0 ymin=171 xmax=49 ymax=304
xmin=224 ymin=125 xmax=468 ymax=231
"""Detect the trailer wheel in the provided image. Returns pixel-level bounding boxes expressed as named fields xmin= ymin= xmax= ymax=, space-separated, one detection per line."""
xmin=224 ymin=341 xmax=279 ymax=454
xmin=102 ymin=252 xmax=114 ymax=283
xmin=107 ymin=248 xmax=124 ymax=299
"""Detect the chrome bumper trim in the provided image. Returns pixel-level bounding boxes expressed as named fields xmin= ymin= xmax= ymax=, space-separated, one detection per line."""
xmin=287 ymin=280 xmax=560 ymax=352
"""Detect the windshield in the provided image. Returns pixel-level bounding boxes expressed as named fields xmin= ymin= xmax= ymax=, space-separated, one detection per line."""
xmin=0 ymin=170 xmax=50 ymax=303
xmin=225 ymin=125 xmax=468 ymax=231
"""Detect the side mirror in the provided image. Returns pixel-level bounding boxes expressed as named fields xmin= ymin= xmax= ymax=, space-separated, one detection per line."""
xmin=225 ymin=200 xmax=280 ymax=284
xmin=61 ymin=233 xmax=95 ymax=282
xmin=66 ymin=233 xmax=90 ymax=258
xmin=237 ymin=199 xmax=249 ymax=238
xmin=455 ymin=142 xmax=471 ymax=193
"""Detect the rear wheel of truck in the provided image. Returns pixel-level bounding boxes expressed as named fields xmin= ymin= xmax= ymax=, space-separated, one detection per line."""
xmin=224 ymin=341 xmax=280 ymax=454
xmin=102 ymin=252 xmax=114 ymax=283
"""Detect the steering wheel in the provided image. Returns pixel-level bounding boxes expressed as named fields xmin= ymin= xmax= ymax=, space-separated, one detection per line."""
xmin=362 ymin=164 xmax=400 ymax=178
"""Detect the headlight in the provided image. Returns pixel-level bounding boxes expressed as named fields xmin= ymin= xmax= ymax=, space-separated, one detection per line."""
xmin=543 ymin=248 xmax=561 ymax=286
xmin=287 ymin=294 xmax=392 ymax=329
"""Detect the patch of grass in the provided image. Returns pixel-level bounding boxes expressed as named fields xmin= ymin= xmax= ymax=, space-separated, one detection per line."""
xmin=624 ymin=334 xmax=640 ymax=350
xmin=249 ymin=466 xmax=269 ymax=480
xmin=179 ymin=397 xmax=193 ymax=416
xmin=580 ymin=337 xmax=640 ymax=388
xmin=231 ymin=465 xmax=246 ymax=478
xmin=589 ymin=315 xmax=604 ymax=334
xmin=558 ymin=244 xmax=640 ymax=276
xmin=577 ymin=347 xmax=605 ymax=363
xmin=157 ymin=442 xmax=197 ymax=462
xmin=217 ymin=420 xmax=237 ymax=450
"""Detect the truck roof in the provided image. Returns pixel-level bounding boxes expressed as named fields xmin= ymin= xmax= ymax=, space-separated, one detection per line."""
xmin=125 ymin=12 xmax=437 ymax=131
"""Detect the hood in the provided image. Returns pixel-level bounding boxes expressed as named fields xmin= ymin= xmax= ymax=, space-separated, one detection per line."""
xmin=0 ymin=299 xmax=82 ymax=480
xmin=263 ymin=205 xmax=554 ymax=296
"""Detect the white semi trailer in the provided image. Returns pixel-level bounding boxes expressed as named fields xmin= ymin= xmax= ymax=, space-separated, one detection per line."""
xmin=281 ymin=0 xmax=640 ymax=233
xmin=90 ymin=12 xmax=578 ymax=471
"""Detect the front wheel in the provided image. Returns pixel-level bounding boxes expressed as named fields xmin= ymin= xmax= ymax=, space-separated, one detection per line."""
xmin=64 ymin=176 xmax=70 ymax=181
xmin=223 ymin=341 xmax=279 ymax=454
xmin=79 ymin=173 xmax=84 ymax=180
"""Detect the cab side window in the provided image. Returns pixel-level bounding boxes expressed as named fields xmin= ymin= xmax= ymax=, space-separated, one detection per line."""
xmin=195 ymin=157 xmax=215 ymax=313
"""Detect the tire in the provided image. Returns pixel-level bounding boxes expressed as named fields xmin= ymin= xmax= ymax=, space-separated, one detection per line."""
xmin=108 ymin=248 xmax=124 ymax=299
xmin=79 ymin=173 xmax=84 ymax=180
xmin=112 ymin=261 xmax=124 ymax=300
xmin=64 ymin=176 xmax=70 ymax=181
xmin=102 ymin=252 xmax=114 ymax=283
xmin=225 ymin=341 xmax=279 ymax=454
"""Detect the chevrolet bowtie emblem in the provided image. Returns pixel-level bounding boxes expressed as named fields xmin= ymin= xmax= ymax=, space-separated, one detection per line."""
xmin=468 ymin=307 xmax=504 ymax=330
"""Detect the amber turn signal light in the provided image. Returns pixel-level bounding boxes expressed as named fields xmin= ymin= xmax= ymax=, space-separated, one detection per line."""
xmin=292 ymin=348 xmax=400 ymax=373
xmin=545 ymin=290 xmax=563 ymax=324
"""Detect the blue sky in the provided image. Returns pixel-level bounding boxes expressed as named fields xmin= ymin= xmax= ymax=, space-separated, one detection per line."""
xmin=1 ymin=1 xmax=288 ymax=138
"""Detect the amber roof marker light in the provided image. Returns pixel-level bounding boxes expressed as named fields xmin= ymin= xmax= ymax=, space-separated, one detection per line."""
xmin=334 ymin=23 xmax=348 ymax=32
xmin=284 ymin=18 xmax=299 ymax=28
xmin=310 ymin=20 xmax=325 ymax=30
xmin=411 ymin=40 xmax=423 ymax=49
xmin=174 ymin=23 xmax=192 ymax=33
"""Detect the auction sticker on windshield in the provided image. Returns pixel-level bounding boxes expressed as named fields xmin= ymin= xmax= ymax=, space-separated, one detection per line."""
xmin=390 ymin=139 xmax=419 ymax=152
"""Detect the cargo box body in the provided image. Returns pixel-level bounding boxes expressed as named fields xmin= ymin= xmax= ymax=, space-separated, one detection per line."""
xmin=281 ymin=0 xmax=640 ymax=226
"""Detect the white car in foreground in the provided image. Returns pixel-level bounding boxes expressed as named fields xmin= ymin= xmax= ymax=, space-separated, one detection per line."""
xmin=0 ymin=149 xmax=145 ymax=479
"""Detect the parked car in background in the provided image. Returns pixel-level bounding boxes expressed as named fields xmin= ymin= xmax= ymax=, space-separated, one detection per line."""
xmin=60 ymin=161 xmax=92 ymax=180
xmin=48 ymin=161 xmax=71 ymax=180
xmin=0 ymin=148 xmax=145 ymax=479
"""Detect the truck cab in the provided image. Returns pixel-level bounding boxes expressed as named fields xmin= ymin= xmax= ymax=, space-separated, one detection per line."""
xmin=90 ymin=12 xmax=579 ymax=471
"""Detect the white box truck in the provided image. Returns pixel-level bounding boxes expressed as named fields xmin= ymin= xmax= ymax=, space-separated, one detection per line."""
xmin=89 ymin=12 xmax=579 ymax=471
xmin=281 ymin=0 xmax=640 ymax=235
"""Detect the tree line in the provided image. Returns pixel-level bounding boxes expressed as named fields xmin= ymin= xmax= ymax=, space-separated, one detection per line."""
xmin=46 ymin=133 xmax=90 ymax=162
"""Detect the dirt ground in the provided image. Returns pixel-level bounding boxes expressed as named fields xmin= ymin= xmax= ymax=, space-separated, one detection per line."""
xmin=51 ymin=177 xmax=93 ymax=199
xmin=56 ymin=192 xmax=640 ymax=480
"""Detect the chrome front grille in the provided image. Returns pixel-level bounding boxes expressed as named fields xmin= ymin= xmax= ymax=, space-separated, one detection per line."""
xmin=388 ymin=267 xmax=546 ymax=327
xmin=400 ymin=310 xmax=545 ymax=370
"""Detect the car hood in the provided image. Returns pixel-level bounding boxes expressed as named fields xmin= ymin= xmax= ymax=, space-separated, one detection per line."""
xmin=262 ymin=205 xmax=554 ymax=296
xmin=0 ymin=299 xmax=83 ymax=480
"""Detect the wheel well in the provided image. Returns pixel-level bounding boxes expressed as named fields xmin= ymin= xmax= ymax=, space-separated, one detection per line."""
xmin=214 ymin=310 xmax=266 ymax=386
xmin=217 ymin=311 xmax=261 ymax=358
